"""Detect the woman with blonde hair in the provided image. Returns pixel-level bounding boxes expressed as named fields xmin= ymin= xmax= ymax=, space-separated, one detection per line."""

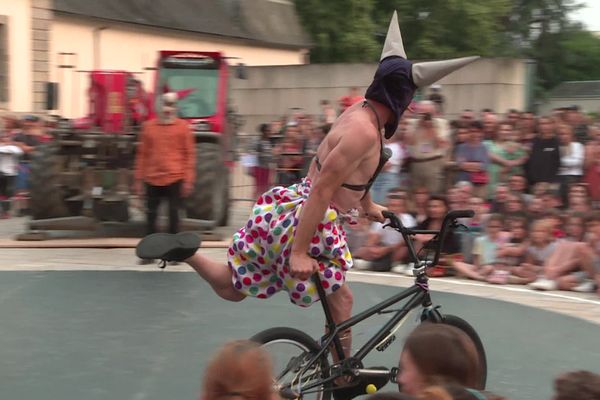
xmin=201 ymin=340 xmax=278 ymax=400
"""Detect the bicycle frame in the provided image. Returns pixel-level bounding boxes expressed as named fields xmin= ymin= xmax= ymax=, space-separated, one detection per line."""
xmin=290 ymin=210 xmax=474 ymax=394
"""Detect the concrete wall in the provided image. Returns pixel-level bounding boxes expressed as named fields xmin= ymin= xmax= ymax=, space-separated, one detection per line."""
xmin=0 ymin=0 xmax=33 ymax=112
xmin=231 ymin=58 xmax=529 ymax=133
xmin=540 ymin=97 xmax=600 ymax=115
xmin=49 ymin=14 xmax=307 ymax=118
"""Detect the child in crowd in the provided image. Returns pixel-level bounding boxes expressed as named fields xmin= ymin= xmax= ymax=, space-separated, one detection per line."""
xmin=512 ymin=219 xmax=557 ymax=284
xmin=491 ymin=216 xmax=529 ymax=284
xmin=459 ymin=196 xmax=487 ymax=264
xmin=452 ymin=214 xmax=509 ymax=281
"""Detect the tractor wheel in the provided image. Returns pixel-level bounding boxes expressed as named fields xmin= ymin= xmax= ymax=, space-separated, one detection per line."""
xmin=29 ymin=144 xmax=68 ymax=220
xmin=185 ymin=142 xmax=228 ymax=223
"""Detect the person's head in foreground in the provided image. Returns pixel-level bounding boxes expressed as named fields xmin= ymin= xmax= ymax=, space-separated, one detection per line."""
xmin=553 ymin=370 xmax=600 ymax=400
xmin=201 ymin=340 xmax=277 ymax=400
xmin=417 ymin=383 xmax=505 ymax=400
xmin=395 ymin=323 xmax=481 ymax=396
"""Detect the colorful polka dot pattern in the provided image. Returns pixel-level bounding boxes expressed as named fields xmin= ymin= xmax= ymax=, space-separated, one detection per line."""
xmin=227 ymin=178 xmax=353 ymax=307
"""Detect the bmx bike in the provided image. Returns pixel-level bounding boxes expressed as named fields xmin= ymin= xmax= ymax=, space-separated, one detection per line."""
xmin=250 ymin=209 xmax=487 ymax=400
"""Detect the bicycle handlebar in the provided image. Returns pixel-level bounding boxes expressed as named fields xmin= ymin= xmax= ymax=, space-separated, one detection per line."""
xmin=381 ymin=209 xmax=474 ymax=268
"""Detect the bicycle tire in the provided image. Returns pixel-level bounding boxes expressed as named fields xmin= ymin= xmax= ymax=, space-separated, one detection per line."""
xmin=251 ymin=327 xmax=332 ymax=400
xmin=424 ymin=314 xmax=488 ymax=390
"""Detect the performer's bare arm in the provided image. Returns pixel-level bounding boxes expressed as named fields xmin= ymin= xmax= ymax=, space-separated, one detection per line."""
xmin=290 ymin=123 xmax=383 ymax=280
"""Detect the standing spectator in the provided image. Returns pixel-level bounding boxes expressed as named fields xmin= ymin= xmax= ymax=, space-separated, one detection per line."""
xmin=11 ymin=115 xmax=43 ymax=216
xmin=338 ymin=87 xmax=363 ymax=114
xmin=406 ymin=103 xmax=448 ymax=194
xmin=273 ymin=125 xmax=304 ymax=186
xmin=583 ymin=124 xmax=600 ymax=206
xmin=557 ymin=124 xmax=584 ymax=205
xmin=526 ymin=117 xmax=560 ymax=186
xmin=253 ymin=123 xmax=273 ymax=199
xmin=518 ymin=111 xmax=537 ymax=150
xmin=427 ymin=84 xmax=445 ymax=114
xmin=486 ymin=122 xmax=527 ymax=199
xmin=134 ymin=92 xmax=196 ymax=248
xmin=482 ymin=112 xmax=498 ymax=141
xmin=320 ymin=100 xmax=336 ymax=125
xmin=371 ymin=133 xmax=404 ymax=204
xmin=566 ymin=105 xmax=590 ymax=144
xmin=454 ymin=121 xmax=490 ymax=198
xmin=0 ymin=132 xmax=23 ymax=218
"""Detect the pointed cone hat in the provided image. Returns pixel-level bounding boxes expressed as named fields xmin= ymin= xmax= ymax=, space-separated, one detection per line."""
xmin=380 ymin=11 xmax=407 ymax=60
xmin=412 ymin=56 xmax=480 ymax=87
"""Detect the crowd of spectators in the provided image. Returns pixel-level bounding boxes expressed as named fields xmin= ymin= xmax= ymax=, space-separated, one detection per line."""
xmin=247 ymin=91 xmax=600 ymax=297
xmin=0 ymin=114 xmax=51 ymax=218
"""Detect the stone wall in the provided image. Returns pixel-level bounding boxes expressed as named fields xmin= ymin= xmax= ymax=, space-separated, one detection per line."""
xmin=230 ymin=58 xmax=529 ymax=134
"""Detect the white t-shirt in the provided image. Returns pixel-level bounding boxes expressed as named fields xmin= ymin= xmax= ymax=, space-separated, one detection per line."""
xmin=0 ymin=145 xmax=23 ymax=176
xmin=558 ymin=142 xmax=584 ymax=176
xmin=370 ymin=213 xmax=417 ymax=246
xmin=385 ymin=142 xmax=405 ymax=174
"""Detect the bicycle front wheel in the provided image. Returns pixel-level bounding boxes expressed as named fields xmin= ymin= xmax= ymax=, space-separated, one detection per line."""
xmin=251 ymin=327 xmax=332 ymax=400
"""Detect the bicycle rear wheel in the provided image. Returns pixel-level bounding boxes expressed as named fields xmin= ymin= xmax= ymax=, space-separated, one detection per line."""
xmin=251 ymin=327 xmax=332 ymax=400
xmin=424 ymin=314 xmax=488 ymax=389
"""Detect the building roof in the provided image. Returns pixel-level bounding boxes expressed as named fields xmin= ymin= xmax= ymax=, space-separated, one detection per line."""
xmin=53 ymin=0 xmax=311 ymax=48
xmin=548 ymin=81 xmax=600 ymax=98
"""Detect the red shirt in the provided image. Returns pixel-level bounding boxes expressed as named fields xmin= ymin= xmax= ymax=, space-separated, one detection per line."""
xmin=134 ymin=118 xmax=196 ymax=186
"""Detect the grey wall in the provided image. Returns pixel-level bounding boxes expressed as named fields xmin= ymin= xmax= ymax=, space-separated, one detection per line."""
xmin=230 ymin=58 xmax=529 ymax=134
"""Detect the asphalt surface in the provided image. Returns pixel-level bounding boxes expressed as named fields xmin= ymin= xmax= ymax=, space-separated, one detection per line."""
xmin=1 ymin=271 xmax=599 ymax=400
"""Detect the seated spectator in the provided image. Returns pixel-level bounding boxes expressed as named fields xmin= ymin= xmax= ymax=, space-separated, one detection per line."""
xmin=452 ymin=214 xmax=509 ymax=282
xmin=454 ymin=121 xmax=490 ymax=198
xmin=504 ymin=192 xmax=527 ymax=219
xmin=488 ymin=184 xmax=509 ymax=213
xmin=454 ymin=181 xmax=474 ymax=210
xmin=395 ymin=323 xmax=482 ymax=396
xmin=491 ymin=215 xmax=529 ymax=283
xmin=527 ymin=217 xmax=595 ymax=291
xmin=418 ymin=383 xmax=505 ymax=400
xmin=457 ymin=196 xmax=488 ymax=264
xmin=540 ymin=186 xmax=563 ymax=210
xmin=409 ymin=186 xmax=430 ymax=225
xmin=526 ymin=197 xmax=545 ymax=220
xmin=507 ymin=174 xmax=532 ymax=203
xmin=201 ymin=340 xmax=277 ymax=400
xmin=354 ymin=194 xmax=416 ymax=272
xmin=345 ymin=215 xmax=371 ymax=256
xmin=511 ymin=219 xmax=557 ymax=284
xmin=412 ymin=195 xmax=461 ymax=277
xmin=553 ymin=370 xmax=600 ymax=400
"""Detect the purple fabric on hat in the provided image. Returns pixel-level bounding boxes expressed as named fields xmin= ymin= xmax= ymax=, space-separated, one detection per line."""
xmin=365 ymin=56 xmax=416 ymax=139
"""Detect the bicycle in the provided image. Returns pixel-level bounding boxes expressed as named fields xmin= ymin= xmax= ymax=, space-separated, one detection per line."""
xmin=250 ymin=209 xmax=487 ymax=400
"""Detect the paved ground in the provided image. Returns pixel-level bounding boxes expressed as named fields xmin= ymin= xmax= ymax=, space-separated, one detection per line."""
xmin=1 ymin=207 xmax=599 ymax=400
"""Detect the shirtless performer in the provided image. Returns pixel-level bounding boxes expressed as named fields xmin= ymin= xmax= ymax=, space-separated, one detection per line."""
xmin=136 ymin=11 xmax=478 ymax=397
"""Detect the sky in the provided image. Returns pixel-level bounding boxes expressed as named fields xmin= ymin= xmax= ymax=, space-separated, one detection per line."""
xmin=572 ymin=0 xmax=600 ymax=31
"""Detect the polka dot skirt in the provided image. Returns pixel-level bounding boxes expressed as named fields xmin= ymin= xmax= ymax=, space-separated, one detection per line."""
xmin=227 ymin=178 xmax=353 ymax=307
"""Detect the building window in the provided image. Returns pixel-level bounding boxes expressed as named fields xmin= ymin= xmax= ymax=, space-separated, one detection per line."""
xmin=0 ymin=17 xmax=8 ymax=103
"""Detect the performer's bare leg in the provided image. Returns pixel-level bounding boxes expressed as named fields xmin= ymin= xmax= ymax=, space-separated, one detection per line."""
xmin=185 ymin=253 xmax=246 ymax=302
xmin=328 ymin=285 xmax=354 ymax=360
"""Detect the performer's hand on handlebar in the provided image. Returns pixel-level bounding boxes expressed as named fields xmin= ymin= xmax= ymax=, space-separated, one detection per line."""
xmin=290 ymin=252 xmax=319 ymax=281
xmin=364 ymin=202 xmax=387 ymax=223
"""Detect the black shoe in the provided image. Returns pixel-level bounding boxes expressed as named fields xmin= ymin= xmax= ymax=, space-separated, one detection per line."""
xmin=332 ymin=367 xmax=389 ymax=400
xmin=136 ymin=232 xmax=201 ymax=262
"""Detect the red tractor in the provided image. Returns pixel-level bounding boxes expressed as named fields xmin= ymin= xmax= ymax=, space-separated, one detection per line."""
xmin=29 ymin=51 xmax=242 ymax=231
